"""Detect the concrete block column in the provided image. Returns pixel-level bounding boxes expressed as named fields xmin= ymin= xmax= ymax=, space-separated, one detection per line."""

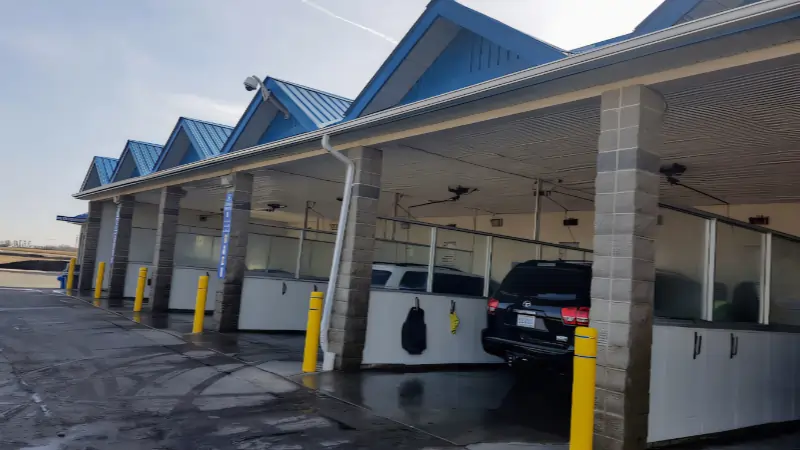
xmin=214 ymin=172 xmax=253 ymax=332
xmin=77 ymin=200 xmax=104 ymax=292
xmin=77 ymin=223 xmax=88 ymax=266
xmin=591 ymin=85 xmax=665 ymax=450
xmin=150 ymin=186 xmax=185 ymax=312
xmin=329 ymin=147 xmax=383 ymax=371
xmin=108 ymin=195 xmax=135 ymax=302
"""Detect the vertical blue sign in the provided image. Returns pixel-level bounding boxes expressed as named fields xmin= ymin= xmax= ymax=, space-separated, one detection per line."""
xmin=109 ymin=206 xmax=121 ymax=265
xmin=218 ymin=192 xmax=234 ymax=279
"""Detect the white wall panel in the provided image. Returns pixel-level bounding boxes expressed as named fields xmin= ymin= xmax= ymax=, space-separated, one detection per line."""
xmin=362 ymin=291 xmax=502 ymax=366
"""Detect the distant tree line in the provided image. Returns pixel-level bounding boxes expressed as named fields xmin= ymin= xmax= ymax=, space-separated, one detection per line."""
xmin=0 ymin=240 xmax=76 ymax=251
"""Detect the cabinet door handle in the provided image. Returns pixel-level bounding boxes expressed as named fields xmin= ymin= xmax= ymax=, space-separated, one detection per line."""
xmin=282 ymin=282 xmax=287 ymax=295
xmin=697 ymin=335 xmax=703 ymax=357
xmin=693 ymin=332 xmax=699 ymax=360
xmin=730 ymin=333 xmax=735 ymax=359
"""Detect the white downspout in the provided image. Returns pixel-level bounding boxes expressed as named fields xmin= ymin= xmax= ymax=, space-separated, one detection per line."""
xmin=320 ymin=134 xmax=355 ymax=371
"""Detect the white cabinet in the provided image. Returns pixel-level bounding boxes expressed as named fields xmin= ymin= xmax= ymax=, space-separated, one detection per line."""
xmin=701 ymin=330 xmax=737 ymax=434
xmin=649 ymin=326 xmax=705 ymax=442
xmin=168 ymin=267 xmax=218 ymax=311
xmin=239 ymin=277 xmax=327 ymax=331
xmin=734 ymin=331 xmax=770 ymax=429
xmin=123 ymin=264 xmax=152 ymax=298
xmin=795 ymin=333 xmax=800 ymax=422
xmin=649 ymin=326 xmax=800 ymax=444
xmin=767 ymin=332 xmax=795 ymax=424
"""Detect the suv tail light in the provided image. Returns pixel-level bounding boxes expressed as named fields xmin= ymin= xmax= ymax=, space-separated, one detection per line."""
xmin=488 ymin=298 xmax=499 ymax=314
xmin=562 ymin=307 xmax=590 ymax=326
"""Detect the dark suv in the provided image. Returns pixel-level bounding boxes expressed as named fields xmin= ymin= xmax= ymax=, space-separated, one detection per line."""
xmin=481 ymin=260 xmax=592 ymax=367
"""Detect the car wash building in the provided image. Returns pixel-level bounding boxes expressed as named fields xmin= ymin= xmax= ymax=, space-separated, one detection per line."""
xmin=67 ymin=0 xmax=800 ymax=448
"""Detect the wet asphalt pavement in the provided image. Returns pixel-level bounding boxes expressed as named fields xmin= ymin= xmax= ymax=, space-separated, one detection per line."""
xmin=3 ymin=288 xmax=796 ymax=449
xmin=0 ymin=289 xmax=457 ymax=449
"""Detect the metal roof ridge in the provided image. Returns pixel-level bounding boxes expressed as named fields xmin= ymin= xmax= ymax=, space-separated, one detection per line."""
xmin=127 ymin=139 xmax=163 ymax=148
xmin=179 ymin=116 xmax=234 ymax=130
xmin=270 ymin=77 xmax=353 ymax=102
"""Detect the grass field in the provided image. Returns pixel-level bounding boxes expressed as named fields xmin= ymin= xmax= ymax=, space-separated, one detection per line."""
xmin=0 ymin=255 xmax=37 ymax=264
xmin=1 ymin=247 xmax=76 ymax=257
xmin=0 ymin=248 xmax=74 ymax=272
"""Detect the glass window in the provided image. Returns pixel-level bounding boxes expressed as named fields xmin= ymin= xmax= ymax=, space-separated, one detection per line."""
xmin=654 ymin=209 xmax=707 ymax=320
xmin=713 ymin=223 xmax=762 ymax=323
xmin=246 ymin=233 xmax=270 ymax=271
xmin=433 ymin=273 xmax=486 ymax=297
xmin=371 ymin=270 xmax=392 ymax=287
xmin=129 ymin=228 xmax=156 ymax=263
xmin=299 ymin=231 xmax=335 ymax=280
xmin=490 ymin=238 xmax=540 ymax=284
xmin=399 ymin=272 xmax=427 ymax=291
xmin=375 ymin=223 xmax=432 ymax=266
xmin=175 ymin=233 xmax=218 ymax=268
xmin=266 ymin=236 xmax=299 ymax=274
xmin=770 ymin=236 xmax=800 ymax=326
xmin=435 ymin=228 xmax=485 ymax=276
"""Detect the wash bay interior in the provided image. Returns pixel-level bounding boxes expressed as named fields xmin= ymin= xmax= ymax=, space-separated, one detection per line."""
xmin=71 ymin=18 xmax=800 ymax=446
xmin=85 ymin=128 xmax=800 ymax=446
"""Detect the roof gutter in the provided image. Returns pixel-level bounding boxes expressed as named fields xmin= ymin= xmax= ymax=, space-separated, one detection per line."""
xmin=74 ymin=0 xmax=800 ymax=200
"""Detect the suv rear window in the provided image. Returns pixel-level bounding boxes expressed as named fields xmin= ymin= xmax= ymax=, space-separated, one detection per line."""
xmin=371 ymin=270 xmax=392 ymax=287
xmin=399 ymin=271 xmax=485 ymax=297
xmin=498 ymin=263 xmax=591 ymax=306
xmin=399 ymin=272 xmax=426 ymax=290
xmin=433 ymin=274 xmax=484 ymax=297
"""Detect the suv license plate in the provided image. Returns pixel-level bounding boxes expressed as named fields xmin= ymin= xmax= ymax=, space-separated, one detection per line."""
xmin=516 ymin=315 xmax=536 ymax=328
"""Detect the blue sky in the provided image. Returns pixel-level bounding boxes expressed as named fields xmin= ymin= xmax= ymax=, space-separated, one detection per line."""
xmin=0 ymin=0 xmax=661 ymax=246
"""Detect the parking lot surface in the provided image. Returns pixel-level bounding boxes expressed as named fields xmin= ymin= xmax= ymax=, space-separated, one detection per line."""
xmin=0 ymin=289 xmax=456 ymax=449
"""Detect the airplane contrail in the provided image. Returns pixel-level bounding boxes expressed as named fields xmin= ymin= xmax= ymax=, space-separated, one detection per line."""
xmin=299 ymin=0 xmax=399 ymax=45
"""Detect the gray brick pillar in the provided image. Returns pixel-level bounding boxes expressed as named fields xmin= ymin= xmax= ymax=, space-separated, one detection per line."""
xmin=78 ymin=201 xmax=104 ymax=292
xmin=329 ymin=147 xmax=382 ymax=371
xmin=150 ymin=186 xmax=185 ymax=312
xmin=108 ymin=195 xmax=135 ymax=303
xmin=76 ymin=223 xmax=87 ymax=265
xmin=214 ymin=173 xmax=253 ymax=332
xmin=592 ymin=85 xmax=665 ymax=450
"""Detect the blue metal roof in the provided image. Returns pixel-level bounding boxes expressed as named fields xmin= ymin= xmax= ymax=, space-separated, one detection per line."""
xmin=109 ymin=140 xmax=164 ymax=182
xmin=95 ymin=157 xmax=118 ymax=185
xmin=56 ymin=213 xmax=87 ymax=224
xmin=272 ymin=79 xmax=351 ymax=127
xmin=220 ymin=78 xmax=351 ymax=154
xmin=152 ymin=117 xmax=233 ymax=171
xmin=182 ymin=118 xmax=233 ymax=159
xmin=128 ymin=141 xmax=163 ymax=176
xmin=344 ymin=0 xmax=566 ymax=120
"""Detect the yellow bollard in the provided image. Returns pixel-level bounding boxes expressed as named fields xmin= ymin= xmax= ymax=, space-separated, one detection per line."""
xmin=133 ymin=267 xmax=147 ymax=312
xmin=132 ymin=311 xmax=141 ymax=324
xmin=94 ymin=261 xmax=106 ymax=300
xmin=192 ymin=275 xmax=209 ymax=334
xmin=302 ymin=291 xmax=324 ymax=373
xmin=66 ymin=257 xmax=76 ymax=291
xmin=570 ymin=326 xmax=598 ymax=450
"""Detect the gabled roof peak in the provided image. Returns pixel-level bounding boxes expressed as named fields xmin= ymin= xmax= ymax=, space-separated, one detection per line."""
xmin=344 ymin=0 xmax=567 ymax=120
xmin=219 ymin=76 xmax=352 ymax=154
